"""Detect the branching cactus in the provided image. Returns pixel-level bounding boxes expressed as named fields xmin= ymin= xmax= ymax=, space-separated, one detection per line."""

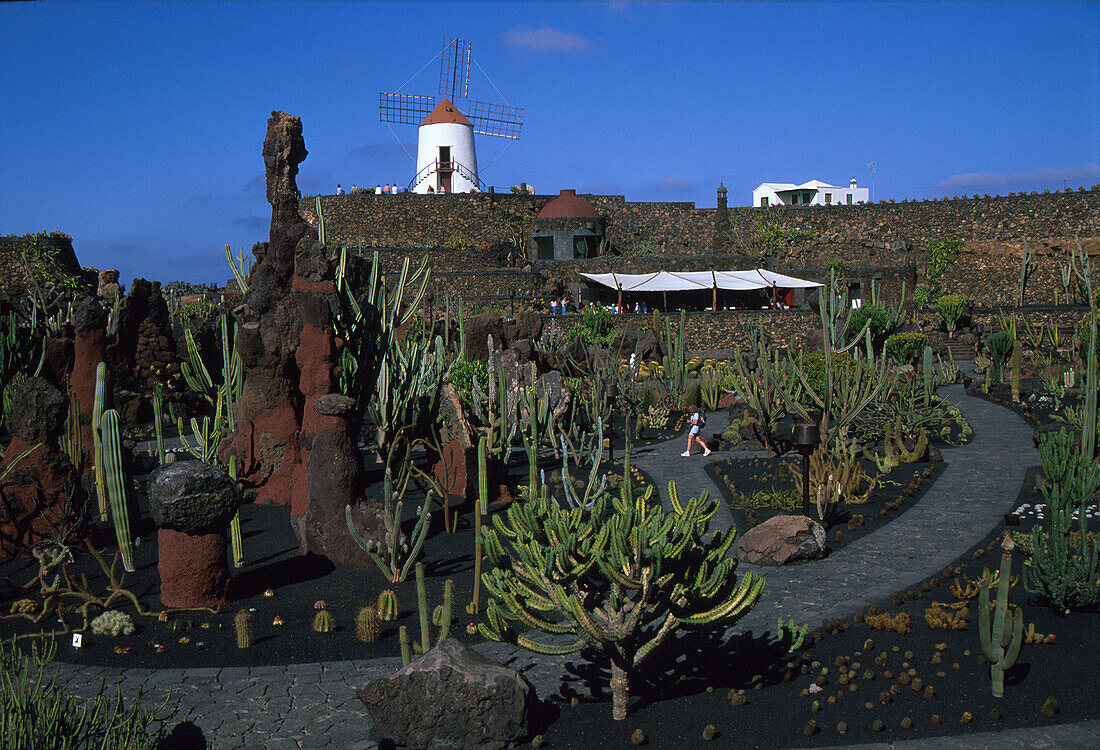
xmin=979 ymin=533 xmax=1023 ymax=697
xmin=345 ymin=463 xmax=433 ymax=583
xmin=479 ymin=471 xmax=765 ymax=720
xmin=100 ymin=409 xmax=135 ymax=572
xmin=661 ymin=310 xmax=688 ymax=402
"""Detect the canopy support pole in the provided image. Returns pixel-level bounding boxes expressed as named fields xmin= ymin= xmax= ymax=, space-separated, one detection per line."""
xmin=711 ymin=270 xmax=718 ymax=311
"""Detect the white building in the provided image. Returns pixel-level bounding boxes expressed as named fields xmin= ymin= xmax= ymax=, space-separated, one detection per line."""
xmin=412 ymin=98 xmax=480 ymax=194
xmin=752 ymin=178 xmax=868 ymax=207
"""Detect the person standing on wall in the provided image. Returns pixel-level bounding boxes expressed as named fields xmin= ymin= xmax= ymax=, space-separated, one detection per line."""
xmin=681 ymin=408 xmax=710 ymax=457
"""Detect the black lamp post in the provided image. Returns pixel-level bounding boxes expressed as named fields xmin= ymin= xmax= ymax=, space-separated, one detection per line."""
xmin=606 ymin=381 xmax=618 ymax=463
xmin=793 ymin=422 xmax=820 ymax=517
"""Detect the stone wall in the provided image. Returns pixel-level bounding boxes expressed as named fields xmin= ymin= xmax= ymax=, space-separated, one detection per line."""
xmin=304 ymin=188 xmax=1100 ymax=311
xmin=0 ymin=232 xmax=89 ymax=307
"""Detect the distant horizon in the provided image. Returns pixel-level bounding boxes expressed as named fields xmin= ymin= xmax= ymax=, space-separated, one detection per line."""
xmin=2 ymin=1 xmax=1097 ymax=287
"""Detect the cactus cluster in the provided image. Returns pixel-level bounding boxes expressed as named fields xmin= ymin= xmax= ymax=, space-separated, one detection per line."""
xmin=864 ymin=612 xmax=911 ymax=634
xmin=863 ymin=418 xmax=928 ymax=471
xmin=312 ymin=601 xmax=335 ymax=633
xmin=100 ymin=407 xmax=135 ymax=572
xmin=346 ymin=463 xmax=432 ymax=583
xmin=399 ymin=563 xmax=453 ymax=666
xmin=479 ymin=469 xmax=763 ymax=720
xmin=376 ymin=589 xmax=398 ymax=621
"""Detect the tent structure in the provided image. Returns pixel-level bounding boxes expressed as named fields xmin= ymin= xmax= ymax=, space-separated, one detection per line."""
xmin=578 ymin=269 xmax=822 ymax=310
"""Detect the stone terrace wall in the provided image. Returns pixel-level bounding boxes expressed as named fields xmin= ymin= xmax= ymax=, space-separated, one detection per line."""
xmin=303 ymin=188 xmax=1100 ymax=309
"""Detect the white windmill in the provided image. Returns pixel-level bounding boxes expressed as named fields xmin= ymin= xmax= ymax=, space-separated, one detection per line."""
xmin=380 ymin=38 xmax=524 ymax=194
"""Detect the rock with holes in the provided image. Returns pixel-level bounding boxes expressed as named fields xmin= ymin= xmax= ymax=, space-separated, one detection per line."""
xmin=358 ymin=638 xmax=534 ymax=749
xmin=736 ymin=514 xmax=827 ymax=565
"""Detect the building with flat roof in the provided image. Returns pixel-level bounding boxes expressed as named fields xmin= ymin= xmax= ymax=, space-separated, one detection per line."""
xmin=753 ymin=178 xmax=868 ymax=207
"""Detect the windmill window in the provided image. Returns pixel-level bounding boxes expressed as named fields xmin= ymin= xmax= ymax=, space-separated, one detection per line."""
xmin=847 ymin=194 xmax=853 ymax=205
xmin=825 ymin=193 xmax=832 ymax=204
xmin=760 ymin=196 xmax=769 ymax=207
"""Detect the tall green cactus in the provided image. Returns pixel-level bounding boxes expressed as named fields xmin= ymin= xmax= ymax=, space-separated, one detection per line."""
xmin=480 ymin=471 xmax=764 ymax=720
xmin=978 ymin=533 xmax=1023 ymax=698
xmin=152 ymin=389 xmax=166 ymax=466
xmin=401 ymin=562 xmax=453 ymax=665
xmin=467 ymin=435 xmax=488 ymax=615
xmin=922 ymin=345 xmax=934 ymax=407
xmin=92 ymin=362 xmax=109 ymax=522
xmin=100 ymin=409 xmax=135 ymax=572
xmin=1010 ymin=339 xmax=1022 ymax=402
xmin=1016 ymin=240 xmax=1035 ymax=308
xmin=229 ymin=455 xmax=244 ymax=568
xmin=661 ymin=310 xmax=688 ymax=402
xmin=518 ymin=363 xmax=552 ymax=497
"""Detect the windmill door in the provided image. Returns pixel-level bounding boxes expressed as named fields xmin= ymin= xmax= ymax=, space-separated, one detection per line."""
xmin=438 ymin=146 xmax=452 ymax=193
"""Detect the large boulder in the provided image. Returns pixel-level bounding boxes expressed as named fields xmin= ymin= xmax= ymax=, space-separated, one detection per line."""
xmin=736 ymin=514 xmax=827 ymax=565
xmin=4 ymin=377 xmax=66 ymax=446
xmin=148 ymin=461 xmax=243 ymax=535
xmin=358 ymin=639 xmax=534 ymax=750
xmin=611 ymin=324 xmax=660 ymax=361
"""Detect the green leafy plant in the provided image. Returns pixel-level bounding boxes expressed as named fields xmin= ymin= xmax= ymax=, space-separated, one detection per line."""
xmin=847 ymin=304 xmax=891 ymax=341
xmin=985 ymin=331 xmax=1015 ymax=384
xmin=884 ymin=332 xmax=927 ymax=364
xmin=934 ymin=294 xmax=969 ymax=336
xmin=568 ymin=305 xmax=618 ymax=349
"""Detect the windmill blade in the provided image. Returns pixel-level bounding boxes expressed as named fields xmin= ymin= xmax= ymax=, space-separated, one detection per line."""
xmin=465 ymin=99 xmax=524 ymax=140
xmin=439 ymin=38 xmax=471 ymax=101
xmin=379 ymin=93 xmax=436 ymax=125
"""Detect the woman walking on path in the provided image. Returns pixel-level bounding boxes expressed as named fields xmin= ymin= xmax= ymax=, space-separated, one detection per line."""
xmin=682 ymin=407 xmax=710 ymax=457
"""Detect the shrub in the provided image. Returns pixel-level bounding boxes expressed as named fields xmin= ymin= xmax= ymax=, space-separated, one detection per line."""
xmin=798 ymin=350 xmax=854 ymax=403
xmin=847 ymin=304 xmax=892 ymax=340
xmin=90 ymin=610 xmax=135 ymax=637
xmin=568 ymin=305 xmax=618 ymax=349
xmin=444 ymin=358 xmax=488 ymax=403
xmin=884 ymin=332 xmax=927 ymax=364
xmin=985 ymin=331 xmax=1015 ymax=381
xmin=442 ymin=234 xmax=473 ymax=252
xmin=934 ymin=294 xmax=970 ymax=334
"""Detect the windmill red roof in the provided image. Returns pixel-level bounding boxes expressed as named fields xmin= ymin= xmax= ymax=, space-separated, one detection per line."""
xmin=420 ymin=98 xmax=472 ymax=127
xmin=538 ymin=189 xmax=599 ymax=219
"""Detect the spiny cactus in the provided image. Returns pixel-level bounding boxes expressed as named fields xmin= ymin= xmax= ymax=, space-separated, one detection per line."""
xmin=355 ymin=604 xmax=381 ymax=642
xmin=467 ymin=436 xmax=488 ymax=616
xmin=100 ymin=408 xmax=134 ymax=572
xmin=228 ymin=455 xmax=244 ymax=568
xmin=1011 ymin=339 xmax=1022 ymax=402
xmin=92 ymin=361 xmax=108 ymax=522
xmin=312 ymin=601 xmax=335 ymax=633
xmin=480 ymin=469 xmax=764 ymax=720
xmin=979 ymin=533 xmax=1023 ymax=697
xmin=377 ymin=589 xmax=399 ymax=621
xmin=410 ymin=562 xmax=452 ymax=657
xmin=235 ymin=609 xmax=252 ymax=649
xmin=346 ymin=462 xmax=433 ymax=583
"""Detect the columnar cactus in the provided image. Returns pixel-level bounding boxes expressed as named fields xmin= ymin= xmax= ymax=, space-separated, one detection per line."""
xmin=376 ymin=589 xmax=399 ymax=621
xmin=1011 ymin=339 xmax=1022 ymax=402
xmin=979 ymin=533 xmax=1023 ymax=697
xmin=480 ymin=471 xmax=764 ymax=720
xmin=92 ymin=361 xmax=108 ymax=522
xmin=100 ymin=408 xmax=134 ymax=572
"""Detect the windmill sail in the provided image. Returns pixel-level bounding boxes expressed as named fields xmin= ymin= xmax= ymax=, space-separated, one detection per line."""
xmin=439 ymin=38 xmax=471 ymax=101
xmin=379 ymin=93 xmax=436 ymax=125
xmin=465 ymin=100 xmax=524 ymax=140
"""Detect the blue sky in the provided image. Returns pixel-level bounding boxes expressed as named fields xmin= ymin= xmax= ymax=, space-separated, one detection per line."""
xmin=2 ymin=1 xmax=1098 ymax=286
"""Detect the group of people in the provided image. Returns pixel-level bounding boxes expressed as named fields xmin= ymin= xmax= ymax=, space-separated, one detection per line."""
xmin=549 ymin=297 xmax=571 ymax=314
xmin=336 ymin=184 xmax=407 ymax=195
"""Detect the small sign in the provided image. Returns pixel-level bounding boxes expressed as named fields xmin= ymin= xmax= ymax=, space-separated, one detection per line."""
xmin=72 ymin=633 xmax=83 ymax=648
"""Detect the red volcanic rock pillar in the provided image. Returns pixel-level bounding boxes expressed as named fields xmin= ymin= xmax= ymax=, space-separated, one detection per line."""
xmin=71 ymin=297 xmax=108 ymax=464
xmin=157 ymin=529 xmax=230 ymax=608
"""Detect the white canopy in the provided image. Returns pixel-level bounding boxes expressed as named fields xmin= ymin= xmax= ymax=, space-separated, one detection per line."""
xmin=579 ymin=269 xmax=822 ymax=292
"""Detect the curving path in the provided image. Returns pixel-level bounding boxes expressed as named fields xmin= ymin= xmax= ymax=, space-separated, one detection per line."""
xmin=30 ymin=380 xmax=1100 ymax=749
